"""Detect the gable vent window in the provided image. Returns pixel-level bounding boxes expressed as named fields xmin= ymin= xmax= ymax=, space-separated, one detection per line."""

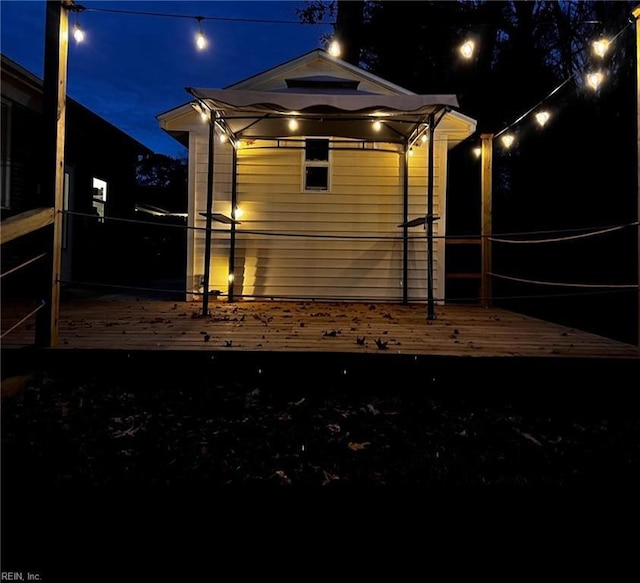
xmin=303 ymin=138 xmax=330 ymax=192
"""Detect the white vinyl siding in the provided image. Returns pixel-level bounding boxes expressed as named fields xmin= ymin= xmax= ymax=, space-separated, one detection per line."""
xmin=189 ymin=133 xmax=447 ymax=302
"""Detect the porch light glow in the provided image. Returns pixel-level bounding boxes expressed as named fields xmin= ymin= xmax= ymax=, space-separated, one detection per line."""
xmin=195 ymin=17 xmax=207 ymax=50
xmin=473 ymin=146 xmax=482 ymax=158
xmin=501 ymin=134 xmax=515 ymax=148
xmin=372 ymin=120 xmax=382 ymax=131
xmin=288 ymin=118 xmax=299 ymax=131
xmin=535 ymin=110 xmax=550 ymax=127
xmin=586 ymin=71 xmax=603 ymax=90
xmin=73 ymin=23 xmax=85 ymax=43
xmin=191 ymin=101 xmax=210 ymax=122
xmin=459 ymin=40 xmax=475 ymax=59
xmin=592 ymin=39 xmax=610 ymax=58
xmin=328 ymin=39 xmax=341 ymax=57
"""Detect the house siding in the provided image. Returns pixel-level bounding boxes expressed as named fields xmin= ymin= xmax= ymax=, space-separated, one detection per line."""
xmin=190 ymin=132 xmax=447 ymax=302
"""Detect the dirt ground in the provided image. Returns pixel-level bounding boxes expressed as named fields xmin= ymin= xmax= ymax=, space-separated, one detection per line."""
xmin=3 ymin=353 xmax=639 ymax=488
xmin=2 ymin=351 xmax=638 ymax=579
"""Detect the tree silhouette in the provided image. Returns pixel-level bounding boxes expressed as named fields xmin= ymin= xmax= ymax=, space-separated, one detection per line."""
xmin=298 ymin=0 xmax=637 ymax=342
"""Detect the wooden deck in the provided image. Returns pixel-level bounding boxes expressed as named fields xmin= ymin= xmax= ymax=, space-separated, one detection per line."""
xmin=2 ymin=298 xmax=638 ymax=359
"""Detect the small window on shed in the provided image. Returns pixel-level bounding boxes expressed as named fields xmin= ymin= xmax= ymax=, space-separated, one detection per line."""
xmin=303 ymin=138 xmax=330 ymax=192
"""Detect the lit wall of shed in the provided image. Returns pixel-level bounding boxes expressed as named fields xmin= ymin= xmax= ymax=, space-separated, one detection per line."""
xmin=189 ymin=128 xmax=447 ymax=302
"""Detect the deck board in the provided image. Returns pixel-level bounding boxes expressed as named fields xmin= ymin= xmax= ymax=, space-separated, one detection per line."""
xmin=2 ymin=298 xmax=637 ymax=359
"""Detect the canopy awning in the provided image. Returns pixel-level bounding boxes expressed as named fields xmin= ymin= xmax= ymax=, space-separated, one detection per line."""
xmin=186 ymin=87 xmax=459 ymax=143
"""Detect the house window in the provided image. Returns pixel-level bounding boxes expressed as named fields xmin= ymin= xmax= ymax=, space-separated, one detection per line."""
xmin=303 ymin=138 xmax=330 ymax=192
xmin=92 ymin=177 xmax=107 ymax=223
xmin=1 ymin=100 xmax=11 ymax=209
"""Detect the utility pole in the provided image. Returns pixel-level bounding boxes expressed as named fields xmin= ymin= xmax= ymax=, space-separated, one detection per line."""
xmin=36 ymin=0 xmax=73 ymax=347
xmin=480 ymin=133 xmax=493 ymax=308
xmin=634 ymin=5 xmax=640 ymax=350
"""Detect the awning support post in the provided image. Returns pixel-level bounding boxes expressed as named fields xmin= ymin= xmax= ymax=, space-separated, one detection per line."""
xmin=201 ymin=116 xmax=215 ymax=316
xmin=228 ymin=145 xmax=238 ymax=302
xmin=426 ymin=112 xmax=436 ymax=320
xmin=402 ymin=141 xmax=409 ymax=304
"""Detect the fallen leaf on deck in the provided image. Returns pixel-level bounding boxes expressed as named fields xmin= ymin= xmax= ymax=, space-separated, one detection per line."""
xmin=375 ymin=338 xmax=388 ymax=350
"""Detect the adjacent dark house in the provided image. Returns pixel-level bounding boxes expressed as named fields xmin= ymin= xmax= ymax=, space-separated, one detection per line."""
xmin=1 ymin=53 xmax=152 ymax=288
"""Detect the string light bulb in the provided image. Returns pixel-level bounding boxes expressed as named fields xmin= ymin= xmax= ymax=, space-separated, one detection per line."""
xmin=219 ymin=132 xmax=228 ymax=143
xmin=233 ymin=206 xmax=243 ymax=219
xmin=586 ymin=71 xmax=604 ymax=90
xmin=372 ymin=120 xmax=382 ymax=131
xmin=501 ymin=134 xmax=515 ymax=149
xmin=73 ymin=23 xmax=85 ymax=43
xmin=473 ymin=146 xmax=482 ymax=158
xmin=459 ymin=39 xmax=475 ymax=60
xmin=288 ymin=118 xmax=299 ymax=131
xmin=421 ymin=134 xmax=428 ymax=143
xmin=195 ymin=17 xmax=207 ymax=51
xmin=408 ymin=147 xmax=414 ymax=157
xmin=191 ymin=102 xmax=210 ymax=122
xmin=592 ymin=39 xmax=610 ymax=58
xmin=535 ymin=110 xmax=550 ymax=127
xmin=73 ymin=22 xmax=85 ymax=43
xmin=328 ymin=39 xmax=341 ymax=57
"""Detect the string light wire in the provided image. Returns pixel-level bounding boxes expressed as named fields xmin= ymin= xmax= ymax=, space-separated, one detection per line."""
xmin=78 ymin=4 xmax=334 ymax=26
xmin=493 ymin=19 xmax=633 ymax=140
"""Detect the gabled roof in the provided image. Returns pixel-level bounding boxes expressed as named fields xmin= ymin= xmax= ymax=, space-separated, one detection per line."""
xmin=226 ymin=49 xmax=415 ymax=95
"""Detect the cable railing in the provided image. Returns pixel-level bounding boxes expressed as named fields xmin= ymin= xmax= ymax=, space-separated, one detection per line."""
xmin=54 ymin=208 xmax=638 ymax=298
xmin=2 ymin=205 xmax=636 ymax=345
xmin=0 ymin=207 xmax=54 ymax=344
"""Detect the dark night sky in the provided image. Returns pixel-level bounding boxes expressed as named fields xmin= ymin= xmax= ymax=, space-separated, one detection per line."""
xmin=0 ymin=0 xmax=333 ymax=156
